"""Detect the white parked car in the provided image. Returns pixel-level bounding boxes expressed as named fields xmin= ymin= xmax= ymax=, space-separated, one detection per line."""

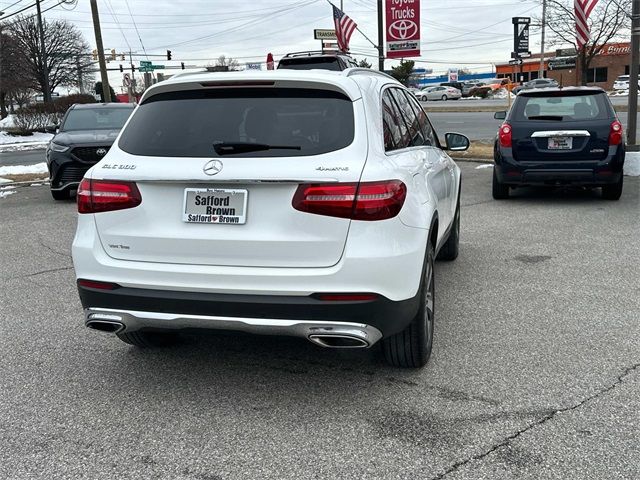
xmin=417 ymin=85 xmax=462 ymax=101
xmin=612 ymin=75 xmax=638 ymax=91
xmin=73 ymin=68 xmax=466 ymax=368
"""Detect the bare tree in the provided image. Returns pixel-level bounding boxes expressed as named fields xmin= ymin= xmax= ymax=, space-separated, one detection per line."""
xmin=540 ymin=0 xmax=631 ymax=85
xmin=1 ymin=31 xmax=32 ymax=118
xmin=214 ymin=55 xmax=240 ymax=71
xmin=358 ymin=58 xmax=372 ymax=69
xmin=8 ymin=15 xmax=91 ymax=98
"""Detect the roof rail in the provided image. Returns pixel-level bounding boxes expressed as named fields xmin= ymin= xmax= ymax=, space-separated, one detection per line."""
xmin=281 ymin=50 xmax=345 ymax=58
xmin=345 ymin=68 xmax=396 ymax=81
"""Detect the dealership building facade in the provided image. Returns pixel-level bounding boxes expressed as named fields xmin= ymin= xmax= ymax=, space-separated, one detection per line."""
xmin=495 ymin=42 xmax=632 ymax=90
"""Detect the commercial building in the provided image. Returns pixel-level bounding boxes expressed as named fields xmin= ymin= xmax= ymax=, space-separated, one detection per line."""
xmin=496 ymin=42 xmax=633 ymax=91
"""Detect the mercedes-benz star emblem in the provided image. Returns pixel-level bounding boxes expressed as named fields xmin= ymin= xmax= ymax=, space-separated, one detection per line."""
xmin=96 ymin=148 xmax=107 ymax=157
xmin=203 ymin=159 xmax=223 ymax=176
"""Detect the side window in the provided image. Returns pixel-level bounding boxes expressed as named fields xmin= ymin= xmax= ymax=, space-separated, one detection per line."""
xmin=405 ymin=93 xmax=437 ymax=147
xmin=390 ymin=88 xmax=426 ymax=147
xmin=382 ymin=90 xmax=409 ymax=151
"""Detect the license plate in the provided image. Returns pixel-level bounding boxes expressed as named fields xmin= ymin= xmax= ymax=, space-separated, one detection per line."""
xmin=548 ymin=137 xmax=573 ymax=150
xmin=183 ymin=188 xmax=248 ymax=224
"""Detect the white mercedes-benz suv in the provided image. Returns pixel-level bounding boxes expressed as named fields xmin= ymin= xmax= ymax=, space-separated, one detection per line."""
xmin=72 ymin=68 xmax=466 ymax=368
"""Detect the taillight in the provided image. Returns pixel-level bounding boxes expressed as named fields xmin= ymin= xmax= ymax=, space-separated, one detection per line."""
xmin=499 ymin=123 xmax=512 ymax=148
xmin=292 ymin=180 xmax=406 ymax=221
xmin=609 ymin=120 xmax=623 ymax=145
xmin=77 ymin=178 xmax=142 ymax=214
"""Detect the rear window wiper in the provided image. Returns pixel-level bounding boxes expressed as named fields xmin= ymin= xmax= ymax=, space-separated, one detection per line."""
xmin=527 ymin=115 xmax=564 ymax=121
xmin=213 ymin=142 xmax=301 ymax=155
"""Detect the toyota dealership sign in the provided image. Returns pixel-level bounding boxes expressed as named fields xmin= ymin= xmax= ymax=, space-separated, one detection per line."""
xmin=386 ymin=0 xmax=420 ymax=59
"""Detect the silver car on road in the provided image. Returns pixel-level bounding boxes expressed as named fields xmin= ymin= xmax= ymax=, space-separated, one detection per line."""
xmin=417 ymin=86 xmax=462 ymax=102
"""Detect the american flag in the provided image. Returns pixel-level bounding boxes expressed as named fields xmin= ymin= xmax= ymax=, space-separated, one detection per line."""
xmin=575 ymin=0 xmax=599 ymax=49
xmin=332 ymin=4 xmax=357 ymax=53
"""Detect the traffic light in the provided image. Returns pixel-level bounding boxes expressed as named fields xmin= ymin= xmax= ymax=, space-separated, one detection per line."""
xmin=131 ymin=64 xmax=136 ymax=72
xmin=121 ymin=54 xmax=126 ymax=61
xmin=181 ymin=62 xmax=185 ymax=70
xmin=92 ymin=49 xmax=98 ymax=61
xmin=111 ymin=49 xmax=116 ymax=61
xmin=119 ymin=64 xmax=123 ymax=73
xmin=166 ymin=50 xmax=172 ymax=61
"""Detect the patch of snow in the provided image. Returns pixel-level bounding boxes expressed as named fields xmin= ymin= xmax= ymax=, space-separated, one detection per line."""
xmin=475 ymin=164 xmax=494 ymax=169
xmin=0 ymin=190 xmax=16 ymax=198
xmin=0 ymin=114 xmax=16 ymax=129
xmin=490 ymin=88 xmax=515 ymax=100
xmin=0 ymin=185 xmax=16 ymax=190
xmin=30 ymin=183 xmax=43 ymax=187
xmin=0 ymin=177 xmax=12 ymax=184
xmin=0 ymin=131 xmax=53 ymax=145
xmin=624 ymin=152 xmax=640 ymax=177
xmin=460 ymin=96 xmax=482 ymax=101
xmin=608 ymin=90 xmax=629 ymax=97
xmin=0 ymin=162 xmax=48 ymax=176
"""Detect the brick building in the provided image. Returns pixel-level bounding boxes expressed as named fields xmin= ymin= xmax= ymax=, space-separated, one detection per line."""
xmin=495 ymin=42 xmax=633 ymax=91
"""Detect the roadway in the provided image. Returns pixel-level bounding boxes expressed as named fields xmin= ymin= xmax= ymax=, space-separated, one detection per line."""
xmin=1 ymin=162 xmax=638 ymax=479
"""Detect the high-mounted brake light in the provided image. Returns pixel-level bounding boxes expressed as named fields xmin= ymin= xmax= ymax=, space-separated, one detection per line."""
xmin=609 ymin=120 xmax=623 ymax=146
xmin=499 ymin=123 xmax=512 ymax=148
xmin=292 ymin=180 xmax=407 ymax=221
xmin=77 ymin=178 xmax=142 ymax=214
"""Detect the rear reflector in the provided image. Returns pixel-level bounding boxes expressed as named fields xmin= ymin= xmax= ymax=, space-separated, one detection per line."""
xmin=78 ymin=178 xmax=142 ymax=214
xmin=292 ymin=180 xmax=406 ymax=221
xmin=77 ymin=279 xmax=120 ymax=290
xmin=314 ymin=293 xmax=379 ymax=302
xmin=609 ymin=120 xmax=623 ymax=146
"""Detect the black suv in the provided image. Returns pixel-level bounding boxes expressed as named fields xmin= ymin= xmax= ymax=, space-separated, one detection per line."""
xmin=493 ymin=87 xmax=625 ymax=200
xmin=46 ymin=103 xmax=135 ymax=200
xmin=277 ymin=51 xmax=358 ymax=71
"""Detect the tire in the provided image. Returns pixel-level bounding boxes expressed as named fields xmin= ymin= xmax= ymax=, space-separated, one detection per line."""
xmin=50 ymin=188 xmax=69 ymax=201
xmin=382 ymin=244 xmax=435 ymax=368
xmin=117 ymin=331 xmax=179 ymax=348
xmin=441 ymin=95 xmax=448 ymax=101
xmin=438 ymin=199 xmax=460 ymax=261
xmin=602 ymin=176 xmax=623 ymax=200
xmin=492 ymin=168 xmax=510 ymax=199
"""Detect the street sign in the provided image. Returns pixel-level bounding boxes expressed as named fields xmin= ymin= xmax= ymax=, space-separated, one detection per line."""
xmin=509 ymin=59 xmax=524 ymax=65
xmin=140 ymin=60 xmax=152 ymax=67
xmin=123 ymin=73 xmax=131 ymax=87
xmin=386 ymin=0 xmax=421 ymax=59
xmin=245 ymin=62 xmax=262 ymax=70
xmin=314 ymin=29 xmax=336 ymax=40
xmin=512 ymin=17 xmax=531 ymax=59
xmin=138 ymin=66 xmax=153 ymax=72
xmin=151 ymin=65 xmax=165 ymax=69
xmin=556 ymin=48 xmax=577 ymax=57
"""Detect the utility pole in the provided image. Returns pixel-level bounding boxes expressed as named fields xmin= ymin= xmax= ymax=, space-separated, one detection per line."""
xmin=628 ymin=0 xmax=639 ymax=148
xmin=76 ymin=55 xmax=83 ymax=94
xmin=377 ymin=0 xmax=384 ymax=71
xmin=90 ymin=0 xmax=111 ymax=103
xmin=0 ymin=13 xmax=4 ymax=119
xmin=539 ymin=0 xmax=546 ymax=79
xmin=35 ymin=0 xmax=52 ymax=103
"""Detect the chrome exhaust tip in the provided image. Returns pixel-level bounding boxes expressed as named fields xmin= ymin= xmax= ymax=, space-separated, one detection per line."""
xmin=308 ymin=333 xmax=370 ymax=348
xmin=86 ymin=320 xmax=125 ymax=334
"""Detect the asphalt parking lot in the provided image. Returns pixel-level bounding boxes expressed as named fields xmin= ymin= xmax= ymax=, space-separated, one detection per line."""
xmin=1 ymin=161 xmax=639 ymax=479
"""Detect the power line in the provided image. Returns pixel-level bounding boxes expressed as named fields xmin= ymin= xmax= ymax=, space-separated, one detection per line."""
xmin=124 ymin=0 xmax=148 ymax=60
xmin=103 ymin=0 xmax=131 ymax=51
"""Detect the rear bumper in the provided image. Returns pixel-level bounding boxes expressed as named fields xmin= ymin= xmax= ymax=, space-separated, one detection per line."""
xmin=79 ymin=284 xmax=419 ymax=340
xmin=495 ymin=145 xmax=624 ymax=186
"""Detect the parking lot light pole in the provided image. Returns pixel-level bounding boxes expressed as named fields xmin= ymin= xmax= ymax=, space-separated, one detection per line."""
xmin=628 ymin=0 xmax=639 ymax=149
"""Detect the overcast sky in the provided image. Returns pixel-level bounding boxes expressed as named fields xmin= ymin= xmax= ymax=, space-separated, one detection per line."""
xmin=1 ymin=0 xmax=549 ymax=91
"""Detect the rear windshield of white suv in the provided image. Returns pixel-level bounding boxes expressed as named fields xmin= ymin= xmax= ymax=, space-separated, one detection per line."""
xmin=513 ymin=93 xmax=611 ymax=121
xmin=118 ymin=88 xmax=354 ymax=157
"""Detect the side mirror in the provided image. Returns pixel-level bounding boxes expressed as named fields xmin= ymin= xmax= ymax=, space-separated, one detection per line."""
xmin=45 ymin=125 xmax=58 ymax=134
xmin=444 ymin=132 xmax=470 ymax=152
xmin=494 ymin=111 xmax=507 ymax=120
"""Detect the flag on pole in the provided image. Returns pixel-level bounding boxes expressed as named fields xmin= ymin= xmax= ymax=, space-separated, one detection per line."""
xmin=331 ymin=3 xmax=357 ymax=53
xmin=574 ymin=0 xmax=599 ymax=49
